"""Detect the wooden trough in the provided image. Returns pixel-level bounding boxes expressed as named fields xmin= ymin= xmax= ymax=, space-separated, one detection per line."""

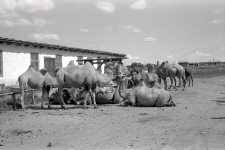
xmin=0 ymin=84 xmax=38 ymax=110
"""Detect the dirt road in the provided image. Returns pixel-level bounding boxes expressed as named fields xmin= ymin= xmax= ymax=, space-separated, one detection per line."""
xmin=0 ymin=75 xmax=225 ymax=150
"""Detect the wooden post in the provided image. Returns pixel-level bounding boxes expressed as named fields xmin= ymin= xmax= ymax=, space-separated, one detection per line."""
xmin=12 ymin=93 xmax=16 ymax=111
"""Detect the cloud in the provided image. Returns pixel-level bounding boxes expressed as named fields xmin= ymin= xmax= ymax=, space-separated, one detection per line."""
xmin=143 ymin=37 xmax=158 ymax=42
xmin=189 ymin=51 xmax=211 ymax=57
xmin=127 ymin=54 xmax=141 ymax=60
xmin=213 ymin=7 xmax=224 ymax=13
xmin=210 ymin=19 xmax=225 ymax=24
xmin=30 ymin=33 xmax=60 ymax=41
xmin=0 ymin=0 xmax=54 ymax=28
xmin=95 ymin=1 xmax=115 ymax=13
xmin=222 ymin=47 xmax=225 ymax=50
xmin=118 ymin=25 xmax=141 ymax=33
xmin=1 ymin=0 xmax=55 ymax=13
xmin=133 ymin=28 xmax=141 ymax=33
xmin=0 ymin=17 xmax=53 ymax=27
xmin=0 ymin=8 xmax=20 ymax=19
xmin=80 ymin=29 xmax=89 ymax=32
xmin=130 ymin=0 xmax=147 ymax=10
xmin=158 ymin=0 xmax=224 ymax=5
xmin=167 ymin=55 xmax=174 ymax=58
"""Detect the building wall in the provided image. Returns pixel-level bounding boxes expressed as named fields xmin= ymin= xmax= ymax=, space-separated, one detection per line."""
xmin=0 ymin=43 xmax=107 ymax=85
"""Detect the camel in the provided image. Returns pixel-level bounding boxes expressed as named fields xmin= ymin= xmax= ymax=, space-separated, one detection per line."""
xmin=185 ymin=68 xmax=193 ymax=87
xmin=118 ymin=75 xmax=176 ymax=107
xmin=130 ymin=68 xmax=148 ymax=86
xmin=145 ymin=65 xmax=160 ymax=87
xmin=157 ymin=61 xmax=186 ymax=90
xmin=71 ymin=84 xmax=120 ymax=105
xmin=95 ymin=61 xmax=131 ymax=104
xmin=146 ymin=72 xmax=159 ymax=87
xmin=56 ymin=60 xmax=120 ymax=109
xmin=164 ymin=68 xmax=194 ymax=88
xmin=60 ymin=61 xmax=127 ymax=106
xmin=18 ymin=65 xmax=58 ymax=110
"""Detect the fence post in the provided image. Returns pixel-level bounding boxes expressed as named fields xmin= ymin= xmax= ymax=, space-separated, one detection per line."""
xmin=12 ymin=93 xmax=16 ymax=111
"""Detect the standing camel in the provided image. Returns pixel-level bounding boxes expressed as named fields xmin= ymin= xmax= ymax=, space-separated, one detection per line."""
xmin=18 ymin=65 xmax=57 ymax=110
xmin=185 ymin=68 xmax=193 ymax=87
xmin=56 ymin=60 xmax=121 ymax=109
xmin=168 ymin=68 xmax=194 ymax=88
xmin=157 ymin=61 xmax=186 ymax=90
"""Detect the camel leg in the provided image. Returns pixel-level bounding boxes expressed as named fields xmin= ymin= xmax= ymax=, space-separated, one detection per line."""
xmin=58 ymin=86 xmax=66 ymax=109
xmin=91 ymin=86 xmax=99 ymax=109
xmin=163 ymin=78 xmax=167 ymax=90
xmin=168 ymin=77 xmax=173 ymax=89
xmin=182 ymin=76 xmax=186 ymax=91
xmin=82 ymin=90 xmax=89 ymax=109
xmin=46 ymin=86 xmax=51 ymax=109
xmin=191 ymin=76 xmax=193 ymax=87
xmin=173 ymin=77 xmax=177 ymax=89
xmin=178 ymin=77 xmax=182 ymax=87
xmin=20 ymin=89 xmax=25 ymax=110
xmin=188 ymin=77 xmax=191 ymax=87
xmin=41 ymin=86 xmax=45 ymax=109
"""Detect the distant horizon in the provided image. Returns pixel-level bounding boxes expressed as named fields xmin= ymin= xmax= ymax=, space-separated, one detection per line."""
xmin=125 ymin=59 xmax=225 ymax=66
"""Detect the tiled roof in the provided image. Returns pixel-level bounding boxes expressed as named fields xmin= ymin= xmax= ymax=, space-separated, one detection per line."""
xmin=0 ymin=37 xmax=126 ymax=57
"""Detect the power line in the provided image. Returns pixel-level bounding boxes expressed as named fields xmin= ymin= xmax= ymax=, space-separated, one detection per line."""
xmin=175 ymin=38 xmax=225 ymax=57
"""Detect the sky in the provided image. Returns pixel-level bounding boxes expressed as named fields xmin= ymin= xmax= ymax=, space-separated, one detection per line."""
xmin=0 ymin=0 xmax=224 ymax=65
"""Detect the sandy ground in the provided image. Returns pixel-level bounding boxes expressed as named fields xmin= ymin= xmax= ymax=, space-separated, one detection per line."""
xmin=0 ymin=75 xmax=225 ymax=150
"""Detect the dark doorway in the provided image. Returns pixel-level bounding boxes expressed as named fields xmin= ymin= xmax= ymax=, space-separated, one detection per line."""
xmin=44 ymin=57 xmax=56 ymax=77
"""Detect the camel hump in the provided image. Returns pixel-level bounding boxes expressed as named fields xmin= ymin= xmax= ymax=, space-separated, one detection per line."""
xmin=68 ymin=60 xmax=75 ymax=65
xmin=27 ymin=65 xmax=34 ymax=71
xmin=84 ymin=61 xmax=93 ymax=66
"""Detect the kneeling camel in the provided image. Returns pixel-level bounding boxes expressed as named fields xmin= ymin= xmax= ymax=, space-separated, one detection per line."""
xmin=119 ymin=75 xmax=175 ymax=107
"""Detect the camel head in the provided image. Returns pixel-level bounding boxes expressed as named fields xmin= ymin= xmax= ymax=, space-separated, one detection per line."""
xmin=130 ymin=69 xmax=142 ymax=85
xmin=55 ymin=68 xmax=61 ymax=74
xmin=97 ymin=69 xmax=114 ymax=87
xmin=147 ymin=64 xmax=155 ymax=73
xmin=118 ymin=74 xmax=133 ymax=100
xmin=104 ymin=61 xmax=129 ymax=84
xmin=157 ymin=62 xmax=168 ymax=78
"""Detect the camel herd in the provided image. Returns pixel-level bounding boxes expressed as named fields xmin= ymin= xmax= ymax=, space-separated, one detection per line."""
xmin=17 ymin=60 xmax=193 ymax=110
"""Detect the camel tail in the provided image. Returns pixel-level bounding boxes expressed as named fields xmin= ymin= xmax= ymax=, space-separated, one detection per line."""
xmin=17 ymin=76 xmax=27 ymax=96
xmin=16 ymin=76 xmax=20 ymax=85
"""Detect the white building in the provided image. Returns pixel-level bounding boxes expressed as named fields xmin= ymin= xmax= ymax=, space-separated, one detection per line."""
xmin=0 ymin=37 xmax=126 ymax=86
